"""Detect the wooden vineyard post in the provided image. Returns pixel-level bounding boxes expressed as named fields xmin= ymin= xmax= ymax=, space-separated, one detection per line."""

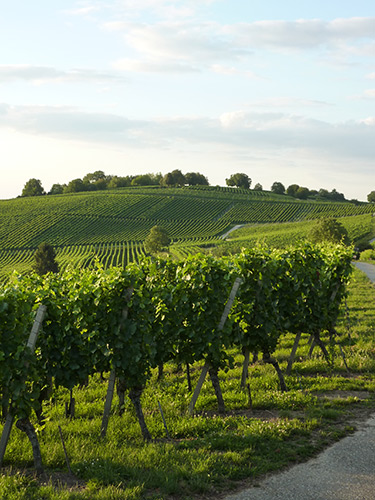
xmin=286 ymin=332 xmax=302 ymax=376
xmin=0 ymin=304 xmax=47 ymax=468
xmin=188 ymin=277 xmax=242 ymax=415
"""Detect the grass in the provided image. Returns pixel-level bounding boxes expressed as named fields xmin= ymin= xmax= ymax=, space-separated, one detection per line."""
xmin=1 ymin=266 xmax=375 ymax=499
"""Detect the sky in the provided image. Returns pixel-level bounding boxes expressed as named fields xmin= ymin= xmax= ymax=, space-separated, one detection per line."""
xmin=0 ymin=0 xmax=374 ymax=201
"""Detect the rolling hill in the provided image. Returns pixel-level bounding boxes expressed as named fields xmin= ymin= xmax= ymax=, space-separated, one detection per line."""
xmin=0 ymin=185 xmax=374 ymax=280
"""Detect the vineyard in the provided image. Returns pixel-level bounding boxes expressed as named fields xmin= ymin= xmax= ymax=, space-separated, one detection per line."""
xmin=0 ymin=244 xmax=353 ymax=439
xmin=2 ymin=243 xmax=375 ymax=499
xmin=0 ymin=185 xmax=374 ymax=280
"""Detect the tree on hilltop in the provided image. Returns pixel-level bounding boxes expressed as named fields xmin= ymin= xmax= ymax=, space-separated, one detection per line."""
xmin=226 ymin=173 xmax=251 ymax=189
xmin=21 ymin=179 xmax=45 ymax=197
xmin=161 ymin=170 xmax=186 ymax=187
xmin=185 ymin=172 xmax=209 ymax=186
xmin=368 ymin=191 xmax=375 ymax=203
xmin=271 ymin=182 xmax=285 ymax=195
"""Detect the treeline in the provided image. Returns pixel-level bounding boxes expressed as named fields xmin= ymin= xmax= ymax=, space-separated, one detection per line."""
xmin=20 ymin=170 xmax=368 ymax=204
xmin=20 ymin=170 xmax=209 ymax=197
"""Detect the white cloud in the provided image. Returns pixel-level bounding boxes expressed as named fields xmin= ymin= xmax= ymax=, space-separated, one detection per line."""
xmin=106 ymin=17 xmax=374 ymax=74
xmin=0 ymin=65 xmax=126 ymax=85
xmin=1 ymin=103 xmax=374 ymax=165
xmin=363 ymin=89 xmax=375 ymax=98
xmin=227 ymin=17 xmax=375 ymax=51
xmin=64 ymin=5 xmax=101 ymax=16
xmin=113 ymin=57 xmax=199 ymax=73
xmin=110 ymin=0 xmax=218 ymax=20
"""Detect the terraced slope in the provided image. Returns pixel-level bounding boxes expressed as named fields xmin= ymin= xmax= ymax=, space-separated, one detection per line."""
xmin=0 ymin=185 xmax=373 ymax=279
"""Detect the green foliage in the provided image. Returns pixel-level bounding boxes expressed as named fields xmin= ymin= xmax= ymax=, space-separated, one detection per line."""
xmin=48 ymin=183 xmax=65 ymax=195
xmin=144 ymin=226 xmax=170 ymax=254
xmin=271 ymin=181 xmax=285 ymax=195
xmin=1 ymin=260 xmax=375 ymax=499
xmin=309 ymin=217 xmax=350 ymax=244
xmin=185 ymin=172 xmax=209 ymax=186
xmin=367 ymin=191 xmax=375 ymax=203
xmin=360 ymin=249 xmax=375 ymax=260
xmin=32 ymin=242 xmax=59 ymax=276
xmin=226 ymin=173 xmax=251 ymax=189
xmin=21 ymin=179 xmax=45 ymax=197
xmin=161 ymin=169 xmax=186 ymax=187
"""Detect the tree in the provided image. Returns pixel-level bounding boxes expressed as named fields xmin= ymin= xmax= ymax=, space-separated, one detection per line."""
xmin=295 ymin=187 xmax=310 ymax=200
xmin=185 ymin=172 xmax=209 ymax=186
xmin=271 ymin=182 xmax=285 ymax=195
xmin=83 ymin=171 xmax=106 ymax=184
xmin=107 ymin=176 xmax=131 ymax=189
xmin=368 ymin=191 xmax=375 ymax=203
xmin=64 ymin=178 xmax=85 ymax=193
xmin=161 ymin=170 xmax=186 ymax=187
xmin=144 ymin=226 xmax=170 ymax=253
xmin=48 ymin=183 xmax=65 ymax=195
xmin=32 ymin=242 xmax=59 ymax=275
xmin=253 ymin=183 xmax=263 ymax=191
xmin=21 ymin=179 xmax=45 ymax=197
xmin=226 ymin=173 xmax=251 ymax=189
xmin=286 ymin=184 xmax=300 ymax=197
xmin=309 ymin=217 xmax=350 ymax=245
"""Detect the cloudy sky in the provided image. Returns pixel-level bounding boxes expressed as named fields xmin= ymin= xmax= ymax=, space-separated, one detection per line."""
xmin=0 ymin=0 xmax=374 ymax=201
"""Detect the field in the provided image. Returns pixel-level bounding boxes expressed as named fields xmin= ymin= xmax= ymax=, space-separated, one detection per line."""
xmin=0 ymin=265 xmax=375 ymax=500
xmin=1 ymin=185 xmax=374 ymax=280
xmin=218 ymin=213 xmax=375 ymax=252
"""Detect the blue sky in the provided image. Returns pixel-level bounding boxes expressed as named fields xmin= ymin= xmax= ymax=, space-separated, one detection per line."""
xmin=0 ymin=0 xmax=374 ymax=200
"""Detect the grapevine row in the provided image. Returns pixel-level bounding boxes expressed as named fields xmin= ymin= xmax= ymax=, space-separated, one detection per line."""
xmin=0 ymin=243 xmax=353 ymax=437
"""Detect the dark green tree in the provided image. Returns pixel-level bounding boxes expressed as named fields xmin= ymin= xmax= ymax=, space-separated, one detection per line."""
xmin=83 ymin=170 xmax=106 ymax=184
xmin=32 ymin=242 xmax=59 ymax=275
xmin=253 ymin=182 xmax=263 ymax=191
xmin=185 ymin=172 xmax=209 ymax=186
xmin=64 ymin=178 xmax=85 ymax=193
xmin=295 ymin=187 xmax=310 ymax=199
xmin=226 ymin=173 xmax=251 ymax=189
xmin=107 ymin=176 xmax=131 ymax=189
xmin=271 ymin=182 xmax=285 ymax=195
xmin=144 ymin=226 xmax=170 ymax=254
xmin=367 ymin=191 xmax=375 ymax=203
xmin=309 ymin=217 xmax=350 ymax=244
xmin=21 ymin=179 xmax=45 ymax=197
xmin=161 ymin=170 xmax=186 ymax=187
xmin=286 ymin=184 xmax=299 ymax=197
xmin=48 ymin=183 xmax=65 ymax=195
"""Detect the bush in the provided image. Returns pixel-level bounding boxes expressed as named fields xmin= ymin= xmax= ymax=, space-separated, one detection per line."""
xmin=360 ymin=249 xmax=375 ymax=261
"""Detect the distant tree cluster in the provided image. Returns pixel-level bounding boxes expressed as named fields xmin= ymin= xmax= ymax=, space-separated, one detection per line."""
xmin=20 ymin=172 xmax=361 ymax=204
xmin=368 ymin=191 xmax=375 ymax=203
xmin=20 ymin=169 xmax=210 ymax=197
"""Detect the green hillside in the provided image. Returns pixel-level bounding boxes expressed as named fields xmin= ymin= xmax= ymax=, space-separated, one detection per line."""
xmin=0 ymin=185 xmax=374 ymax=280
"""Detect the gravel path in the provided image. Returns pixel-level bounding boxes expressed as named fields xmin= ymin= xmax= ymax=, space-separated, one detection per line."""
xmin=223 ymin=261 xmax=375 ymax=500
xmin=224 ymin=414 xmax=375 ymax=500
